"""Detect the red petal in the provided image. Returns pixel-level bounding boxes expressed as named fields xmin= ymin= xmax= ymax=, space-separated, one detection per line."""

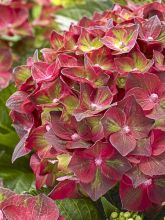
xmin=148 ymin=177 xmax=165 ymax=204
xmin=81 ymin=168 xmax=116 ymax=201
xmin=49 ymin=180 xmax=78 ymax=200
xmin=110 ymin=131 xmax=136 ymax=156
xmin=101 ymin=107 xmax=126 ymax=137
xmin=120 ymin=176 xmax=151 ymax=211
xmin=139 ymin=154 xmax=165 ymax=176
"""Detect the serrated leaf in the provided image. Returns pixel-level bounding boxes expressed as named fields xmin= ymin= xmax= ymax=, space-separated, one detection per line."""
xmin=56 ymin=198 xmax=101 ymax=220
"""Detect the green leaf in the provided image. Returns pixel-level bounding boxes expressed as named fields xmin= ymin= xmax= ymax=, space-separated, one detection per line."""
xmin=56 ymin=198 xmax=101 ymax=220
xmin=101 ymin=197 xmax=118 ymax=218
xmin=0 ymin=132 xmax=19 ymax=148
xmin=0 ymin=84 xmax=19 ymax=148
xmin=0 ymin=84 xmax=16 ymax=128
xmin=0 ymin=147 xmax=34 ymax=194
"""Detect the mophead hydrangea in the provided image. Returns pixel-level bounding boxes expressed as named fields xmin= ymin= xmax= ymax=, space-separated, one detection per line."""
xmin=7 ymin=2 xmax=165 ymax=212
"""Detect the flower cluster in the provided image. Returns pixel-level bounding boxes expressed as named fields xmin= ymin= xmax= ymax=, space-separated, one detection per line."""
xmin=0 ymin=0 xmax=60 ymax=90
xmin=7 ymin=2 xmax=165 ymax=211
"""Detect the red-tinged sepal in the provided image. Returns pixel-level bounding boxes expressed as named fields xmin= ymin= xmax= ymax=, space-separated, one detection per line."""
xmin=101 ymin=24 xmax=139 ymax=55
xmin=148 ymin=177 xmax=165 ymax=204
xmin=126 ymin=73 xmax=165 ymax=119
xmin=45 ymin=129 xmax=69 ymax=153
xmin=153 ymin=50 xmax=165 ymax=71
xmin=57 ymin=54 xmax=80 ymax=67
xmin=77 ymin=115 xmax=104 ymax=142
xmin=62 ymin=58 xmax=110 ymax=88
xmin=64 ymin=25 xmax=81 ymax=51
xmin=49 ymin=178 xmax=79 ymax=200
xmin=32 ymin=61 xmax=60 ymax=83
xmin=12 ymin=132 xmax=31 ymax=163
xmin=13 ymin=65 xmax=31 ymax=87
xmin=126 ymin=166 xmax=149 ymax=188
xmin=139 ymin=154 xmax=165 ymax=177
xmin=119 ymin=175 xmax=152 ymax=211
xmin=102 ymin=97 xmax=154 ymax=156
xmin=30 ymin=78 xmax=71 ymax=106
xmin=80 ymin=169 xmax=116 ymax=201
xmin=118 ymin=96 xmax=154 ymax=138
xmin=41 ymin=48 xmax=58 ymax=63
xmin=77 ymin=28 xmax=103 ymax=53
xmin=69 ymin=142 xmax=131 ymax=200
xmin=0 ymin=188 xmax=60 ymax=220
xmin=136 ymin=2 xmax=165 ymax=21
xmin=50 ymin=111 xmax=77 ymax=141
xmin=151 ymin=129 xmax=165 ymax=156
xmin=115 ymin=48 xmax=154 ymax=75
xmin=88 ymin=47 xmax=115 ymax=71
xmin=102 ymin=107 xmax=135 ymax=156
xmin=138 ymin=15 xmax=162 ymax=42
xmin=6 ymin=91 xmax=35 ymax=113
xmin=30 ymin=153 xmax=58 ymax=189
xmin=74 ymin=83 xmax=113 ymax=121
xmin=0 ymin=188 xmax=15 ymax=209
xmin=50 ymin=30 xmax=64 ymax=51
xmin=131 ymin=137 xmax=152 ymax=157
xmin=157 ymin=25 xmax=165 ymax=45
xmin=61 ymin=95 xmax=79 ymax=115
xmin=50 ymin=111 xmax=92 ymax=149
xmin=25 ymin=125 xmax=52 ymax=159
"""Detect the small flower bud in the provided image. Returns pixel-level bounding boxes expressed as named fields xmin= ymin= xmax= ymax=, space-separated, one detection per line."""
xmin=111 ymin=212 xmax=118 ymax=219
xmin=124 ymin=211 xmax=131 ymax=218
xmin=119 ymin=212 xmax=124 ymax=217
xmin=135 ymin=216 xmax=142 ymax=220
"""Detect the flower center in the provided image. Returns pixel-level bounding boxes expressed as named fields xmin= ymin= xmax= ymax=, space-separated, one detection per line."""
xmin=46 ymin=125 xmax=51 ymax=131
xmin=71 ymin=133 xmax=80 ymax=141
xmin=115 ymin=41 xmax=125 ymax=49
xmin=91 ymin=103 xmax=98 ymax=111
xmin=48 ymin=159 xmax=57 ymax=164
xmin=132 ymin=68 xmax=138 ymax=71
xmin=95 ymin=64 xmax=100 ymax=68
xmin=95 ymin=158 xmax=102 ymax=166
xmin=149 ymin=93 xmax=158 ymax=102
xmin=148 ymin=36 xmax=153 ymax=41
xmin=122 ymin=125 xmax=130 ymax=134
xmin=7 ymin=23 xmax=13 ymax=28
xmin=91 ymin=46 xmax=96 ymax=50
xmin=143 ymin=179 xmax=152 ymax=186
xmin=52 ymin=98 xmax=59 ymax=103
